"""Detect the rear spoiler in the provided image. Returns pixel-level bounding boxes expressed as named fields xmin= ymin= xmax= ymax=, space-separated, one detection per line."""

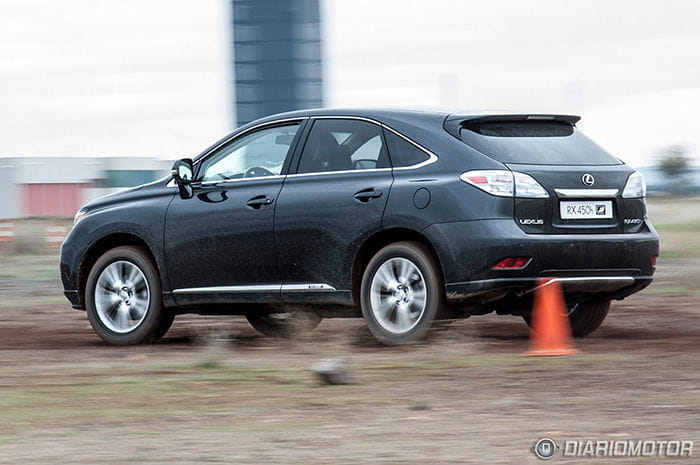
xmin=443 ymin=113 xmax=581 ymax=139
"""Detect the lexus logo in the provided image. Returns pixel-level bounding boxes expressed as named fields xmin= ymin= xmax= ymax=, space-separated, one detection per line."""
xmin=581 ymin=173 xmax=595 ymax=186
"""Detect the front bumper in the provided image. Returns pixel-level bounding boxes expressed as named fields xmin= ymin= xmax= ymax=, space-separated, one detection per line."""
xmin=59 ymin=231 xmax=85 ymax=309
xmin=63 ymin=290 xmax=82 ymax=309
xmin=423 ymin=218 xmax=659 ymax=302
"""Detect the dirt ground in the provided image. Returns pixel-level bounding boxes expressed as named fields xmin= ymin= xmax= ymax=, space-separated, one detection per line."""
xmin=0 ymin=199 xmax=699 ymax=464
xmin=1 ymin=267 xmax=698 ymax=464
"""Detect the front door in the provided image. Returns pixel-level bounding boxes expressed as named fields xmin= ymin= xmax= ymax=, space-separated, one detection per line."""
xmin=275 ymin=118 xmax=394 ymax=302
xmin=165 ymin=121 xmax=303 ymax=303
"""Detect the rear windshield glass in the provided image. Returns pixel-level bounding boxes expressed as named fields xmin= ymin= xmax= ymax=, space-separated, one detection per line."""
xmin=459 ymin=121 xmax=622 ymax=165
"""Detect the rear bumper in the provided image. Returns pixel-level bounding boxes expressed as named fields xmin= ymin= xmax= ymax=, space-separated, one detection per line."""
xmin=423 ymin=218 xmax=659 ymax=302
xmin=445 ymin=275 xmax=653 ymax=302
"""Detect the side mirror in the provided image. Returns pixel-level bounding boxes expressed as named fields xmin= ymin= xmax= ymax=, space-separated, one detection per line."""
xmin=171 ymin=158 xmax=194 ymax=199
xmin=171 ymin=158 xmax=193 ymax=184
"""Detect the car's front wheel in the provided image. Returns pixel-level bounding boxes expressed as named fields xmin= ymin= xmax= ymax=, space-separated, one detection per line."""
xmin=85 ymin=246 xmax=170 ymax=345
xmin=523 ymin=299 xmax=611 ymax=337
xmin=360 ymin=242 xmax=446 ymax=345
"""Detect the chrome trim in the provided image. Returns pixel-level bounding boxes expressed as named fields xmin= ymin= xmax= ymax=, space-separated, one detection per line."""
xmin=381 ymin=124 xmax=439 ymax=170
xmin=309 ymin=115 xmax=439 ymax=171
xmin=173 ymin=285 xmax=281 ymax=294
xmin=311 ymin=115 xmax=382 ymax=124
xmin=197 ymin=174 xmax=286 ymax=187
xmin=555 ymin=188 xmax=619 ymax=199
xmin=166 ymin=118 xmax=306 ymax=188
xmin=170 ymin=114 xmax=440 ymax=187
xmin=194 ymin=117 xmax=308 ymax=167
xmin=282 ymin=283 xmax=336 ymax=292
xmin=286 ymin=167 xmax=392 ymax=178
xmin=581 ymin=173 xmax=595 ymax=187
xmin=528 ymin=276 xmax=635 ymax=293
xmin=172 ymin=283 xmax=336 ymax=294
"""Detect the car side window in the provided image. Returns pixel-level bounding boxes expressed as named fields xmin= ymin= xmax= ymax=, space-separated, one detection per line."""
xmin=297 ymin=119 xmax=390 ymax=173
xmin=198 ymin=123 xmax=300 ymax=182
xmin=384 ymin=129 xmax=431 ymax=167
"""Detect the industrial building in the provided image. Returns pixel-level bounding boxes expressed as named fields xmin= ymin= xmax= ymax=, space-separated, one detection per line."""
xmin=0 ymin=157 xmax=170 ymax=219
xmin=232 ymin=0 xmax=323 ymax=125
xmin=0 ymin=0 xmax=325 ymax=220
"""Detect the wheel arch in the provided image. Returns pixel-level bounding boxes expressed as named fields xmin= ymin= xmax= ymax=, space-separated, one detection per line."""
xmin=77 ymin=233 xmax=160 ymax=310
xmin=350 ymin=227 xmax=445 ymax=306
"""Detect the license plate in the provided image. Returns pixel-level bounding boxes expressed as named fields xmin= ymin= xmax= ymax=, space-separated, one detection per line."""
xmin=560 ymin=201 xmax=613 ymax=220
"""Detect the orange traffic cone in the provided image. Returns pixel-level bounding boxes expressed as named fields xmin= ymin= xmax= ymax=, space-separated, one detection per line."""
xmin=523 ymin=278 xmax=581 ymax=356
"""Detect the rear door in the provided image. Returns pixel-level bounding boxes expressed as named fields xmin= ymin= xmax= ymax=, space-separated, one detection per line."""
xmin=274 ymin=117 xmax=394 ymax=301
xmin=456 ymin=117 xmax=643 ymax=234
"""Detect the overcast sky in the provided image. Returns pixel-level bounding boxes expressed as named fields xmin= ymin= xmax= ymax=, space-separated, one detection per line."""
xmin=1 ymin=0 xmax=699 ymax=167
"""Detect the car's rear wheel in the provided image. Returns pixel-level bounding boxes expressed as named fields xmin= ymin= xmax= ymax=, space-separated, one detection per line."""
xmin=246 ymin=311 xmax=322 ymax=338
xmin=85 ymin=246 xmax=169 ymax=345
xmin=523 ymin=299 xmax=611 ymax=337
xmin=360 ymin=242 xmax=446 ymax=345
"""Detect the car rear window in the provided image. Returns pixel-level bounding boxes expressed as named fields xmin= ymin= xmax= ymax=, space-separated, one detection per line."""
xmin=384 ymin=129 xmax=431 ymax=167
xmin=459 ymin=121 xmax=622 ymax=165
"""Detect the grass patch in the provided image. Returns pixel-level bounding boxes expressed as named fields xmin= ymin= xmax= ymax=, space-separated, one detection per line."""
xmin=641 ymin=286 xmax=700 ymax=295
xmin=659 ymin=250 xmax=700 ymax=259
xmin=654 ymin=221 xmax=700 ymax=232
xmin=191 ymin=359 xmax=228 ymax=370
xmin=0 ymin=252 xmax=60 ymax=282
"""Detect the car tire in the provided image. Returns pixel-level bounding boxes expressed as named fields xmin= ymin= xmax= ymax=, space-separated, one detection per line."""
xmin=85 ymin=246 xmax=167 ymax=345
xmin=246 ymin=311 xmax=322 ymax=338
xmin=523 ymin=299 xmax=611 ymax=337
xmin=154 ymin=311 xmax=175 ymax=341
xmin=360 ymin=241 xmax=446 ymax=345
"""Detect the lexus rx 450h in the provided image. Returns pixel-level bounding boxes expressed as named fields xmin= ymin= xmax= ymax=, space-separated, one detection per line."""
xmin=60 ymin=109 xmax=659 ymax=345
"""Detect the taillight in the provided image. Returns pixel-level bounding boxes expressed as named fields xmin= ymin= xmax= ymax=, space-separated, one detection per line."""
xmin=460 ymin=170 xmax=548 ymax=198
xmin=622 ymin=171 xmax=646 ymax=198
xmin=651 ymin=256 xmax=657 ymax=267
xmin=492 ymin=257 xmax=532 ymax=270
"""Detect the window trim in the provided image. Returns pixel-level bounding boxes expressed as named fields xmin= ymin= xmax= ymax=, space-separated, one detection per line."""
xmin=167 ymin=115 xmax=438 ymax=187
xmin=196 ymin=124 xmax=298 ymax=182
xmin=193 ymin=117 xmax=307 ymax=182
xmin=291 ymin=117 xmax=389 ymax=176
xmin=288 ymin=116 xmax=438 ymax=177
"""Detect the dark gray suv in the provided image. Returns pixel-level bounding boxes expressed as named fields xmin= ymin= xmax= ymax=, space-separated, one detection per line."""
xmin=60 ymin=109 xmax=659 ymax=345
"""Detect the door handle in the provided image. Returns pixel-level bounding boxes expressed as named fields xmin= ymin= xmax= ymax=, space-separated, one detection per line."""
xmin=246 ymin=195 xmax=274 ymax=209
xmin=353 ymin=188 xmax=383 ymax=203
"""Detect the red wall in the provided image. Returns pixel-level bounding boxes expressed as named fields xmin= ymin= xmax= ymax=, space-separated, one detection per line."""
xmin=20 ymin=184 xmax=88 ymax=217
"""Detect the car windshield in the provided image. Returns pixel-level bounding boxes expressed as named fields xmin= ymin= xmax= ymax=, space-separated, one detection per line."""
xmin=459 ymin=121 xmax=622 ymax=166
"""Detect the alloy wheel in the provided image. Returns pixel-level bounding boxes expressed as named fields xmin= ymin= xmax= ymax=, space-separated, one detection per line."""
xmin=369 ymin=257 xmax=427 ymax=334
xmin=94 ymin=260 xmax=150 ymax=333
